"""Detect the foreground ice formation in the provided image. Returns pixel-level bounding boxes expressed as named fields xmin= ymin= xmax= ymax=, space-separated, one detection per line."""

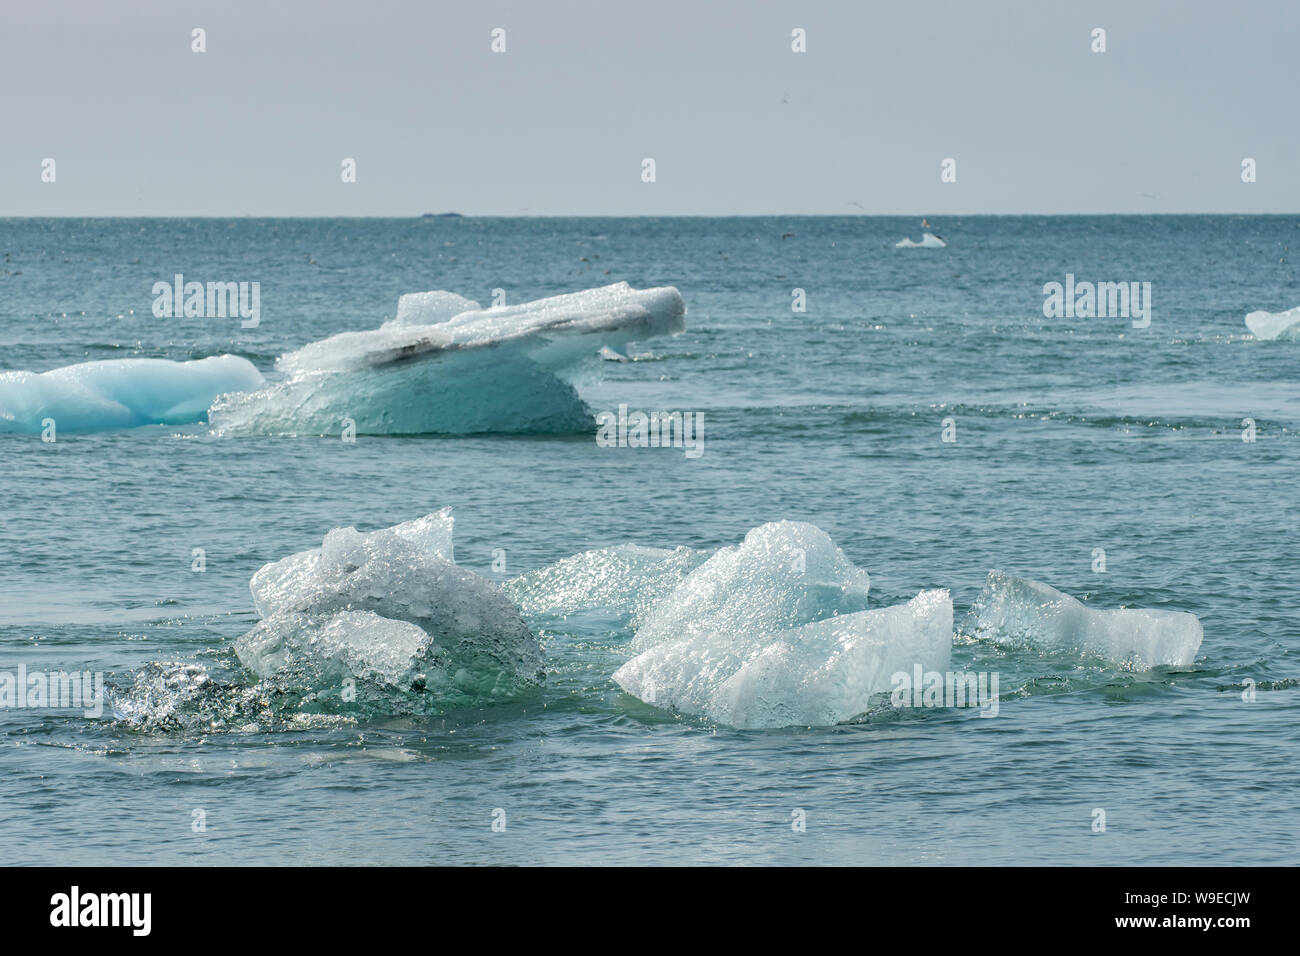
xmin=614 ymin=588 xmax=953 ymax=728
xmin=963 ymin=571 xmax=1203 ymax=669
xmin=895 ymin=232 xmax=947 ymax=248
xmin=234 ymin=508 xmax=543 ymax=714
xmin=0 ymin=356 xmax=263 ymax=433
xmin=510 ymin=520 xmax=950 ymax=729
xmin=1245 ymin=304 xmax=1300 ymax=341
xmin=210 ymin=282 xmax=686 ymax=435
xmin=630 ymin=522 xmax=873 ymax=651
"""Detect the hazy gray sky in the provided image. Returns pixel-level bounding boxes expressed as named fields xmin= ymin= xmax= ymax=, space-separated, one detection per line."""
xmin=2 ymin=0 xmax=1296 ymax=215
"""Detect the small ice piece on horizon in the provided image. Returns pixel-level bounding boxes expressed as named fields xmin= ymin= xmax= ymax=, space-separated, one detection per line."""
xmin=895 ymin=232 xmax=947 ymax=248
xmin=964 ymin=571 xmax=1203 ymax=669
xmin=0 ymin=355 xmax=263 ymax=433
xmin=614 ymin=589 xmax=953 ymax=728
xmin=236 ymin=509 xmax=542 ymax=714
xmin=1245 ymin=304 xmax=1300 ymax=341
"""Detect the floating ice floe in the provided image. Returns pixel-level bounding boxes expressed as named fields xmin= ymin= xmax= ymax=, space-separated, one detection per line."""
xmin=210 ymin=281 xmax=686 ymax=435
xmin=0 ymin=356 xmax=263 ymax=433
xmin=614 ymin=589 xmax=953 ymax=729
xmin=1245 ymin=304 xmax=1300 ymax=341
xmin=895 ymin=232 xmax=947 ymax=248
xmin=630 ymin=521 xmax=872 ymax=652
xmin=963 ymin=571 xmax=1203 ymax=669
xmin=589 ymin=521 xmax=952 ymax=729
xmin=234 ymin=508 xmax=543 ymax=714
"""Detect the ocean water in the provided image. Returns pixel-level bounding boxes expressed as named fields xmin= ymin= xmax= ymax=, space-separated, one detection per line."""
xmin=1 ymin=215 xmax=1297 ymax=865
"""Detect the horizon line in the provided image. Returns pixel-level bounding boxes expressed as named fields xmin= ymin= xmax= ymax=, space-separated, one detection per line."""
xmin=2 ymin=212 xmax=1298 ymax=220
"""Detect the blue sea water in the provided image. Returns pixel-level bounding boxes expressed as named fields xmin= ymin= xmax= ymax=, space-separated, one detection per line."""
xmin=1 ymin=215 xmax=1297 ymax=865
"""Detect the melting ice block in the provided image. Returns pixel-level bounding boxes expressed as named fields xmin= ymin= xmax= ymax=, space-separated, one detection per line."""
xmin=0 ymin=355 xmax=263 ymax=433
xmin=210 ymin=282 xmax=686 ymax=435
xmin=236 ymin=509 xmax=542 ymax=713
xmin=632 ymin=521 xmax=872 ymax=652
xmin=1245 ymin=305 xmax=1300 ymax=341
xmin=608 ymin=521 xmax=945 ymax=729
xmin=614 ymin=590 xmax=953 ymax=729
xmin=964 ymin=571 xmax=1203 ymax=669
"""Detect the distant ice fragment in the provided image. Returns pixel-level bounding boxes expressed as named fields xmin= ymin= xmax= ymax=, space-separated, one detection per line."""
xmin=964 ymin=571 xmax=1203 ymax=669
xmin=1245 ymin=304 xmax=1300 ymax=341
xmin=0 ymin=355 xmax=263 ymax=433
xmin=895 ymin=232 xmax=947 ymax=248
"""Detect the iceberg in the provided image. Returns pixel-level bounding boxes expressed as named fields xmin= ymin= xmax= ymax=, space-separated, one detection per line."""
xmin=1245 ymin=304 xmax=1300 ymax=341
xmin=234 ymin=508 xmax=543 ymax=714
xmin=210 ymin=282 xmax=686 ymax=435
xmin=963 ymin=571 xmax=1203 ymax=669
xmin=895 ymin=232 xmax=947 ymax=248
xmin=0 ymin=355 xmax=263 ymax=433
xmin=614 ymin=590 xmax=953 ymax=728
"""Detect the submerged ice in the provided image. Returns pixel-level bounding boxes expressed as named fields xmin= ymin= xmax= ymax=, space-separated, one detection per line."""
xmin=211 ymin=282 xmax=686 ymax=435
xmin=964 ymin=571 xmax=1203 ymax=669
xmin=0 ymin=355 xmax=262 ymax=433
xmin=234 ymin=508 xmax=543 ymax=714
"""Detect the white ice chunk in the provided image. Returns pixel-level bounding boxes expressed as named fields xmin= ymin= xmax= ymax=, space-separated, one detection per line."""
xmin=236 ymin=509 xmax=541 ymax=711
xmin=276 ymin=282 xmax=686 ymax=375
xmin=1245 ymin=304 xmax=1300 ymax=341
xmin=895 ymin=232 xmax=947 ymax=248
xmin=0 ymin=355 xmax=263 ymax=433
xmin=249 ymin=508 xmax=454 ymax=618
xmin=964 ymin=571 xmax=1203 ymax=669
xmin=388 ymin=291 xmax=482 ymax=328
xmin=614 ymin=590 xmax=953 ymax=728
xmin=633 ymin=521 xmax=871 ymax=652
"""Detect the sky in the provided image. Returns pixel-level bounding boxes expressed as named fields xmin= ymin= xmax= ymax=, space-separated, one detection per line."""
xmin=1 ymin=0 xmax=1296 ymax=216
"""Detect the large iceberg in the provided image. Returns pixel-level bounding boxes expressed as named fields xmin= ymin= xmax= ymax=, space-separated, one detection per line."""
xmin=963 ymin=571 xmax=1203 ymax=669
xmin=1245 ymin=304 xmax=1300 ymax=341
xmin=0 ymin=355 xmax=263 ymax=433
xmin=234 ymin=508 xmax=543 ymax=714
xmin=210 ymin=282 xmax=686 ymax=435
